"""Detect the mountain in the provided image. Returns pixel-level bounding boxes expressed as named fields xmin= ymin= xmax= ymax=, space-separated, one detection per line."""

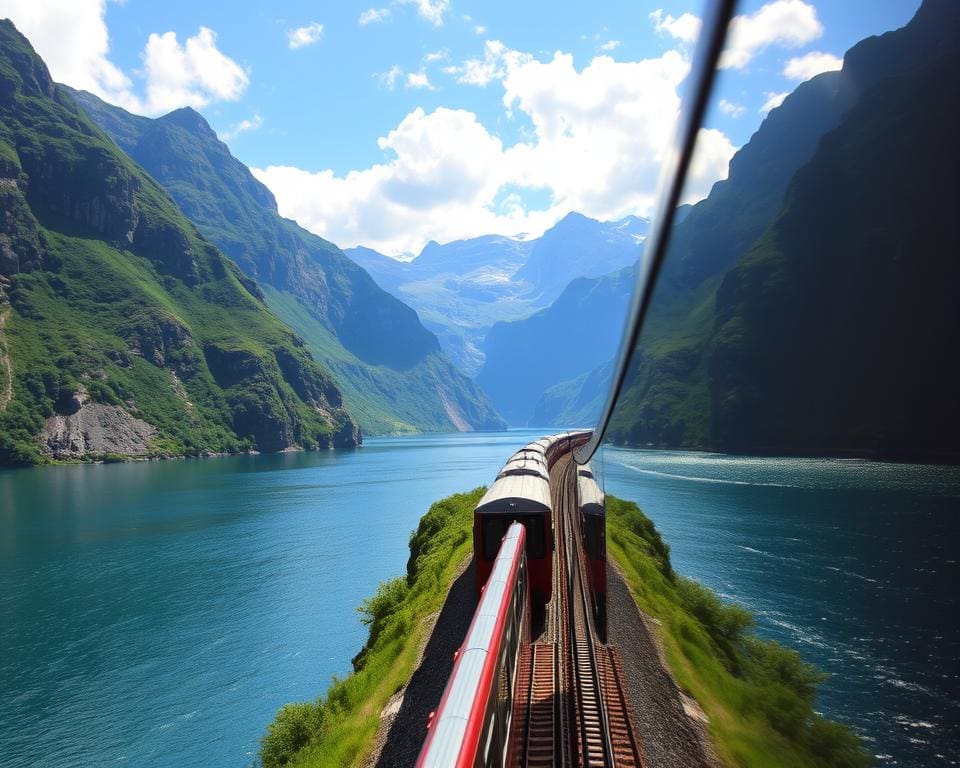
xmin=476 ymin=265 xmax=634 ymax=425
xmin=513 ymin=212 xmax=646 ymax=303
xmin=606 ymin=0 xmax=960 ymax=460
xmin=0 ymin=20 xmax=358 ymax=465
xmin=530 ymin=359 xmax=613 ymax=429
xmin=69 ymin=89 xmax=505 ymax=435
xmin=345 ymin=213 xmax=646 ymax=376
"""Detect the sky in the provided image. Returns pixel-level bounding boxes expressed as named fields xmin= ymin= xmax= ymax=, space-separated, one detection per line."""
xmin=0 ymin=0 xmax=922 ymax=256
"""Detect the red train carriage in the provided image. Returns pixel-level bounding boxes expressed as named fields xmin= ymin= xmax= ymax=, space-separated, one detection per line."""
xmin=474 ymin=473 xmax=553 ymax=603
xmin=417 ymin=523 xmax=531 ymax=768
xmin=577 ymin=467 xmax=607 ymax=641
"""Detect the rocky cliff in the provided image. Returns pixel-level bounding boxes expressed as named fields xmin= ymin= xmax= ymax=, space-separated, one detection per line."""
xmin=0 ymin=20 xmax=359 ymax=465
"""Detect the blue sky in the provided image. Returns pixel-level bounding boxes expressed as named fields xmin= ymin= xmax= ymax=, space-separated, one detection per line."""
xmin=1 ymin=0 xmax=922 ymax=255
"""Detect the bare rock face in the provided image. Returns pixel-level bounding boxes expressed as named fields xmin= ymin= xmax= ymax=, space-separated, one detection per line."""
xmin=41 ymin=402 xmax=156 ymax=458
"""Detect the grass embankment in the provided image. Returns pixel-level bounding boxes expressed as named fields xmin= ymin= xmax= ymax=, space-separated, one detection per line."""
xmin=260 ymin=488 xmax=484 ymax=768
xmin=606 ymin=496 xmax=869 ymax=768
xmin=260 ymin=490 xmax=868 ymax=768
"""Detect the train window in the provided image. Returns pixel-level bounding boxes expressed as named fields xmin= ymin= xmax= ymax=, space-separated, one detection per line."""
xmin=518 ymin=515 xmax=546 ymax=559
xmin=481 ymin=517 xmax=511 ymax=560
xmin=481 ymin=515 xmax=546 ymax=560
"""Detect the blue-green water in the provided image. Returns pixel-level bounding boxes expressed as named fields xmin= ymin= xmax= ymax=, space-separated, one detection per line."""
xmin=1 ymin=436 xmax=957 ymax=767
xmin=602 ymin=448 xmax=960 ymax=768
xmin=0 ymin=431 xmax=546 ymax=768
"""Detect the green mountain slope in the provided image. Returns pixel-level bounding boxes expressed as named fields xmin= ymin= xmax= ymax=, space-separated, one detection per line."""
xmin=69 ymin=89 xmax=505 ymax=435
xmin=608 ymin=0 xmax=960 ymax=460
xmin=0 ymin=20 xmax=359 ymax=465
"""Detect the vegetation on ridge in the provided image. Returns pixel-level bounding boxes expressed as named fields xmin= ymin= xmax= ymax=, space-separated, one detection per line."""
xmin=260 ymin=488 xmax=483 ymax=768
xmin=260 ymin=490 xmax=866 ymax=768
xmin=0 ymin=20 xmax=358 ymax=465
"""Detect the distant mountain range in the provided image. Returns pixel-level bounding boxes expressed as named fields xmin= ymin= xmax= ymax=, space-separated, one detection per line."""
xmin=68 ymin=89 xmax=505 ymax=436
xmin=537 ymin=0 xmax=960 ymax=461
xmin=0 ymin=20 xmax=359 ymax=464
xmin=347 ymin=212 xmax=647 ymax=375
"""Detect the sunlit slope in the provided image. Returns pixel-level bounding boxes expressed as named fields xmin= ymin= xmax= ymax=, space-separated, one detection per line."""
xmin=70 ymin=89 xmax=505 ymax=434
xmin=0 ymin=21 xmax=358 ymax=465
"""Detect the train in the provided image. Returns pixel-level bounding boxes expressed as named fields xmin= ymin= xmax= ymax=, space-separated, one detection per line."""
xmin=419 ymin=432 xmax=606 ymax=767
xmin=577 ymin=464 xmax=607 ymax=640
xmin=415 ymin=522 xmax=531 ymax=768
xmin=473 ymin=432 xmax=592 ymax=603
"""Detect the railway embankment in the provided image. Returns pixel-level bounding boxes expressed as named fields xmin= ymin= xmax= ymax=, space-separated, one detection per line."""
xmin=259 ymin=490 xmax=868 ymax=768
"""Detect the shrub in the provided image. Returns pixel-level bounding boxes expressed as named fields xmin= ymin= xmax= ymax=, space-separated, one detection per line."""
xmin=261 ymin=702 xmax=326 ymax=768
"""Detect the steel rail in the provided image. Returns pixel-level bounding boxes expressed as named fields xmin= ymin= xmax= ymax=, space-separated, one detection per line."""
xmin=573 ymin=0 xmax=738 ymax=466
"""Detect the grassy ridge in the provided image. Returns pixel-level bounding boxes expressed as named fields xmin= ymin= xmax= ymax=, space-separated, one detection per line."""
xmin=260 ymin=488 xmax=483 ymax=768
xmin=261 ymin=491 xmax=867 ymax=768
xmin=607 ymin=496 xmax=868 ymax=767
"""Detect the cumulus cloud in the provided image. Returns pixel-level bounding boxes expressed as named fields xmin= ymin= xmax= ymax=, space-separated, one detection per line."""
xmin=287 ymin=22 xmax=324 ymax=49
xmin=600 ymin=40 xmax=621 ymax=52
xmin=760 ymin=91 xmax=789 ymax=113
xmin=399 ymin=0 xmax=450 ymax=27
xmin=377 ymin=65 xmax=403 ymax=90
xmin=406 ymin=71 xmax=435 ymax=90
xmin=719 ymin=99 xmax=746 ymax=118
xmin=254 ymin=46 xmax=736 ymax=255
xmin=783 ymin=50 xmax=842 ymax=80
xmin=141 ymin=28 xmax=249 ymax=113
xmin=445 ymin=40 xmax=532 ymax=86
xmin=0 ymin=0 xmax=248 ymax=116
xmin=358 ymin=7 xmax=390 ymax=25
xmin=650 ymin=9 xmax=701 ymax=44
xmin=219 ymin=113 xmax=263 ymax=141
xmin=722 ymin=0 xmax=823 ymax=69
xmin=0 ymin=0 xmax=133 ymax=106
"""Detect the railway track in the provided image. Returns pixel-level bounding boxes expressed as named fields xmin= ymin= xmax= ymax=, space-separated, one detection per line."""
xmin=547 ymin=456 xmax=644 ymax=768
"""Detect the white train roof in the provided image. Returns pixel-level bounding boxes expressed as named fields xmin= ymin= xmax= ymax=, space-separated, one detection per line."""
xmin=577 ymin=473 xmax=605 ymax=515
xmin=418 ymin=523 xmax=525 ymax=767
xmin=497 ymin=457 xmax=550 ymax=481
xmin=476 ymin=472 xmax=552 ymax=514
xmin=510 ymin=448 xmax=548 ymax=464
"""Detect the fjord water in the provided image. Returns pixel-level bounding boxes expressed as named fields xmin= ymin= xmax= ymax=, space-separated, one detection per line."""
xmin=1 ymin=437 xmax=957 ymax=767
xmin=0 ymin=431 xmax=546 ymax=768
xmin=603 ymin=448 xmax=960 ymax=768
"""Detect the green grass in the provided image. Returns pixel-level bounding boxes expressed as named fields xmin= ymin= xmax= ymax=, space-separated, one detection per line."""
xmin=606 ymin=495 xmax=869 ymax=768
xmin=260 ymin=488 xmax=484 ymax=768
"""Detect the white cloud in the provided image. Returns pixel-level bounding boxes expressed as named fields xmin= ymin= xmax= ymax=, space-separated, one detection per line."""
xmin=649 ymin=9 xmax=701 ymax=44
xmin=0 ymin=0 xmax=133 ymax=105
xmin=446 ymin=40 xmax=532 ymax=87
xmin=0 ymin=0 xmax=248 ymax=116
xmin=423 ymin=49 xmax=448 ymax=64
xmin=254 ymin=47 xmax=736 ymax=255
xmin=475 ymin=25 xmax=487 ymax=35
xmin=399 ymin=0 xmax=450 ymax=27
xmin=719 ymin=99 xmax=746 ymax=118
xmin=377 ymin=65 xmax=403 ymax=90
xmin=600 ymin=40 xmax=621 ymax=52
xmin=219 ymin=113 xmax=263 ymax=141
xmin=141 ymin=28 xmax=249 ymax=114
xmin=783 ymin=50 xmax=842 ymax=80
xmin=760 ymin=91 xmax=789 ymax=113
xmin=358 ymin=7 xmax=390 ymax=25
xmin=722 ymin=0 xmax=823 ymax=69
xmin=287 ymin=22 xmax=324 ymax=49
xmin=406 ymin=71 xmax=435 ymax=90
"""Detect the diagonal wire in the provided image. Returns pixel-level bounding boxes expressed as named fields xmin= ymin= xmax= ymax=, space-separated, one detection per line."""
xmin=574 ymin=0 xmax=739 ymax=466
